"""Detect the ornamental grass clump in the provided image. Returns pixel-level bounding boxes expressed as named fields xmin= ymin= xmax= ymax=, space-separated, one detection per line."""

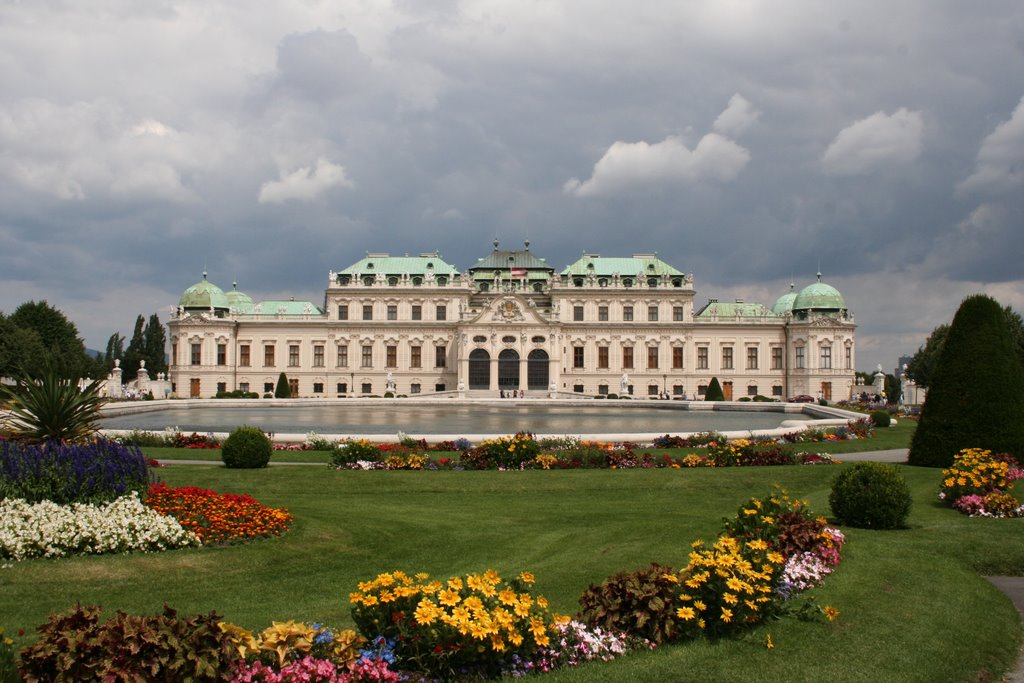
xmin=829 ymin=462 xmax=913 ymax=529
xmin=0 ymin=438 xmax=148 ymax=505
xmin=221 ymin=426 xmax=273 ymax=469
xmin=348 ymin=569 xmax=562 ymax=680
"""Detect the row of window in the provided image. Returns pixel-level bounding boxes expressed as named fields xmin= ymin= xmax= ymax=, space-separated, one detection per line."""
xmin=569 ymin=345 xmax=788 ymax=371
xmin=337 ymin=303 xmax=447 ymax=321
xmin=186 ymin=342 xmax=449 ymax=370
xmin=571 ymin=303 xmax=686 ymax=322
xmin=219 ymin=380 xmax=446 ymax=396
xmin=583 ymin=383 xmax=787 ymax=397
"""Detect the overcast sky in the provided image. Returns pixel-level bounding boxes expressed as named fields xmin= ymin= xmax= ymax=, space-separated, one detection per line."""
xmin=1 ymin=1 xmax=1022 ymax=373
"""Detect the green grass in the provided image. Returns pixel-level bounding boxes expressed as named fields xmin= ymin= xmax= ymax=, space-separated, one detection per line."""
xmin=2 ymin=439 xmax=1021 ymax=682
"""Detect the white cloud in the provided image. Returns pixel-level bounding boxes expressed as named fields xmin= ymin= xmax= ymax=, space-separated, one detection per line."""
xmin=957 ymin=96 xmax=1024 ymax=195
xmin=564 ymin=133 xmax=750 ymax=197
xmin=821 ymin=108 xmax=923 ymax=176
xmin=713 ymin=93 xmax=760 ymax=136
xmin=257 ymin=158 xmax=353 ymax=204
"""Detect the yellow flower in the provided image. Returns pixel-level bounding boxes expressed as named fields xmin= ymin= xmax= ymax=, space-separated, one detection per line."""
xmin=536 ymin=596 xmax=549 ymax=608
xmin=723 ymin=592 xmax=738 ymax=605
xmin=747 ymin=539 xmax=769 ymax=551
xmin=518 ymin=571 xmax=535 ymax=584
xmin=720 ymin=608 xmax=733 ymax=623
xmin=765 ymin=633 xmax=774 ymax=649
xmin=693 ymin=600 xmax=707 ymax=611
xmin=466 ymin=574 xmax=485 ymax=591
xmin=676 ymin=606 xmax=696 ymax=620
xmin=447 ymin=577 xmax=464 ymax=591
xmin=823 ymin=606 xmax=840 ymax=622
xmin=498 ymin=588 xmax=518 ymax=605
xmin=483 ymin=569 xmax=502 ymax=584
xmin=414 ymin=599 xmax=441 ymax=625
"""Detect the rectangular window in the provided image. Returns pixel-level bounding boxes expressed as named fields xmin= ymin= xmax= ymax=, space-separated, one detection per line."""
xmin=337 ymin=345 xmax=348 ymax=367
xmin=648 ymin=305 xmax=658 ymax=321
xmin=573 ymin=347 xmax=585 ymax=368
xmin=362 ymin=304 xmax=373 ymax=321
xmin=411 ymin=305 xmax=422 ymax=321
xmin=435 ymin=345 xmax=446 ymax=368
xmin=264 ymin=382 xmax=274 ymax=393
xmin=411 ymin=345 xmax=422 ymax=368
xmin=647 ymin=346 xmax=659 ymax=370
xmin=313 ymin=345 xmax=324 ymax=367
xmin=623 ymin=306 xmax=634 ymax=321
xmin=598 ymin=305 xmax=609 ymax=321
xmin=387 ymin=305 xmax=397 ymax=321
xmin=361 ymin=382 xmax=372 ymax=394
xmin=411 ymin=383 xmax=421 ymax=394
xmin=171 ymin=343 xmax=178 ymax=366
xmin=622 ymin=346 xmax=634 ymax=369
xmin=190 ymin=343 xmax=201 ymax=366
xmin=239 ymin=344 xmax=250 ymax=367
xmin=722 ymin=347 xmax=734 ymax=370
xmin=216 ymin=381 xmax=226 ymax=394
xmin=748 ymin=384 xmax=758 ymax=396
xmin=313 ymin=382 xmax=324 ymax=393
xmin=772 ymin=385 xmax=784 ymax=397
xmin=338 ymin=304 xmax=348 ymax=320
xmin=772 ymin=347 xmax=783 ymax=370
xmin=747 ymin=347 xmax=758 ymax=370
xmin=673 ymin=306 xmax=684 ymax=321
xmin=796 ymin=346 xmax=805 ymax=369
xmin=673 ymin=347 xmax=683 ymax=369
xmin=697 ymin=347 xmax=709 ymax=369
xmin=845 ymin=345 xmax=852 ymax=369
xmin=598 ymin=346 xmax=609 ymax=369
xmin=821 ymin=346 xmax=832 ymax=369
xmin=336 ymin=382 xmax=347 ymax=395
xmin=386 ymin=345 xmax=397 ymax=367
xmin=648 ymin=385 xmax=659 ymax=396
xmin=435 ymin=383 xmax=445 ymax=392
xmin=361 ymin=345 xmax=373 ymax=368
xmin=673 ymin=385 xmax=683 ymax=396
xmin=239 ymin=382 xmax=249 ymax=393
xmin=436 ymin=304 xmax=447 ymax=321
xmin=573 ymin=305 xmax=584 ymax=321
xmin=216 ymin=343 xmax=226 ymax=366
xmin=573 ymin=384 xmax=584 ymax=394
xmin=289 ymin=344 xmax=300 ymax=367
xmin=598 ymin=384 xmax=609 ymax=395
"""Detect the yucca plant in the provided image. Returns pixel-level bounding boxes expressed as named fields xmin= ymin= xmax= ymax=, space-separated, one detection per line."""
xmin=0 ymin=364 xmax=106 ymax=443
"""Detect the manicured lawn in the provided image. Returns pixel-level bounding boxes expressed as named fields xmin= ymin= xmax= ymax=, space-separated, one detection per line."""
xmin=2 ymin=447 xmax=1021 ymax=681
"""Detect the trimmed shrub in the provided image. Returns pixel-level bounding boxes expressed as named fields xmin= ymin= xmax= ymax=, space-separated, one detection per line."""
xmin=909 ymin=294 xmax=1024 ymax=467
xmin=578 ymin=562 xmax=680 ymax=645
xmin=704 ymin=377 xmax=725 ymax=401
xmin=829 ymin=462 xmax=912 ymax=529
xmin=0 ymin=439 xmax=148 ymax=505
xmin=869 ymin=410 xmax=891 ymax=428
xmin=275 ymin=372 xmax=291 ymax=398
xmin=220 ymin=426 xmax=272 ymax=469
xmin=18 ymin=604 xmax=234 ymax=682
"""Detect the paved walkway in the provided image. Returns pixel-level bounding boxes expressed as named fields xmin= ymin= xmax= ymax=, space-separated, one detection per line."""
xmin=986 ymin=577 xmax=1024 ymax=683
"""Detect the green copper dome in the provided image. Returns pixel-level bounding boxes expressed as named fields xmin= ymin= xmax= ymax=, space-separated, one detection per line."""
xmin=179 ymin=273 xmax=229 ymax=311
xmin=226 ymin=281 xmax=254 ymax=313
xmin=792 ymin=274 xmax=846 ymax=312
xmin=772 ymin=284 xmax=798 ymax=315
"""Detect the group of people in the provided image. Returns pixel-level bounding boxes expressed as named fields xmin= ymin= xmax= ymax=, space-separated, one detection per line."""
xmin=499 ymin=389 xmax=526 ymax=398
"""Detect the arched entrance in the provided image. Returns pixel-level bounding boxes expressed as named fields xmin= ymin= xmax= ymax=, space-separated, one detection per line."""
xmin=469 ymin=349 xmax=490 ymax=390
xmin=498 ymin=349 xmax=520 ymax=390
xmin=527 ymin=349 xmax=549 ymax=390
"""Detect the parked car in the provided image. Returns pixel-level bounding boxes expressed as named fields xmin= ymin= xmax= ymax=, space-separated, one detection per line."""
xmin=788 ymin=394 xmax=815 ymax=403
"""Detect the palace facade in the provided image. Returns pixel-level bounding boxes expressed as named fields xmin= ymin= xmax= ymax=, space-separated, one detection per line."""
xmin=167 ymin=242 xmax=856 ymax=401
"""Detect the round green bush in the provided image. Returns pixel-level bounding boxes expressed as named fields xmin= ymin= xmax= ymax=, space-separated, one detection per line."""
xmin=221 ymin=426 xmax=273 ymax=469
xmin=829 ymin=462 xmax=912 ymax=529
xmin=869 ymin=410 xmax=891 ymax=428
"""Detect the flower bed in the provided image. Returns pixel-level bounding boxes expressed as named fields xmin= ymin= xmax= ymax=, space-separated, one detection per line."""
xmin=0 ymin=492 xmax=198 ymax=561
xmin=334 ymin=434 xmax=840 ymax=471
xmin=940 ymin=448 xmax=1023 ymax=518
xmin=145 ymin=484 xmax=293 ymax=544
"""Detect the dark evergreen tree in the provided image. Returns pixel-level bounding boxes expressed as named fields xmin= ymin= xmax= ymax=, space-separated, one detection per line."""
xmin=908 ymin=306 xmax=1023 ymax=387
xmin=122 ymin=315 xmax=146 ymax=380
xmin=8 ymin=301 xmax=90 ymax=377
xmin=275 ymin=372 xmax=291 ymax=398
xmin=908 ymin=295 xmax=1024 ymax=467
xmin=142 ymin=314 xmax=168 ymax=376
xmin=103 ymin=332 xmax=125 ymax=375
xmin=705 ymin=377 xmax=725 ymax=401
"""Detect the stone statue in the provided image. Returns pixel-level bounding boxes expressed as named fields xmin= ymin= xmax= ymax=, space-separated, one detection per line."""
xmin=620 ymin=372 xmax=629 ymax=394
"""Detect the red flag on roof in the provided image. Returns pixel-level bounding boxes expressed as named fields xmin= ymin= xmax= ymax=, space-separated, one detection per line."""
xmin=510 ymin=268 xmax=526 ymax=277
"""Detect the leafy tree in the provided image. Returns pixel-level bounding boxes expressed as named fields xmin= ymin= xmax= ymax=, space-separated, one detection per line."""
xmin=8 ymin=301 xmax=90 ymax=377
xmin=122 ymin=315 xmax=146 ymax=381
xmin=705 ymin=377 xmax=725 ymax=401
xmin=908 ymin=295 xmax=1024 ymax=467
xmin=0 ymin=363 xmax=106 ymax=443
xmin=103 ymin=332 xmax=125 ymax=374
xmin=907 ymin=306 xmax=1023 ymax=387
xmin=275 ymin=372 xmax=291 ymax=398
xmin=0 ymin=313 xmax=47 ymax=378
xmin=143 ymin=314 xmax=168 ymax=377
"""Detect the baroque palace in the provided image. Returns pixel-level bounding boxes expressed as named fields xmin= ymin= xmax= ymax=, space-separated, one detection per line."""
xmin=168 ymin=241 xmax=856 ymax=401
